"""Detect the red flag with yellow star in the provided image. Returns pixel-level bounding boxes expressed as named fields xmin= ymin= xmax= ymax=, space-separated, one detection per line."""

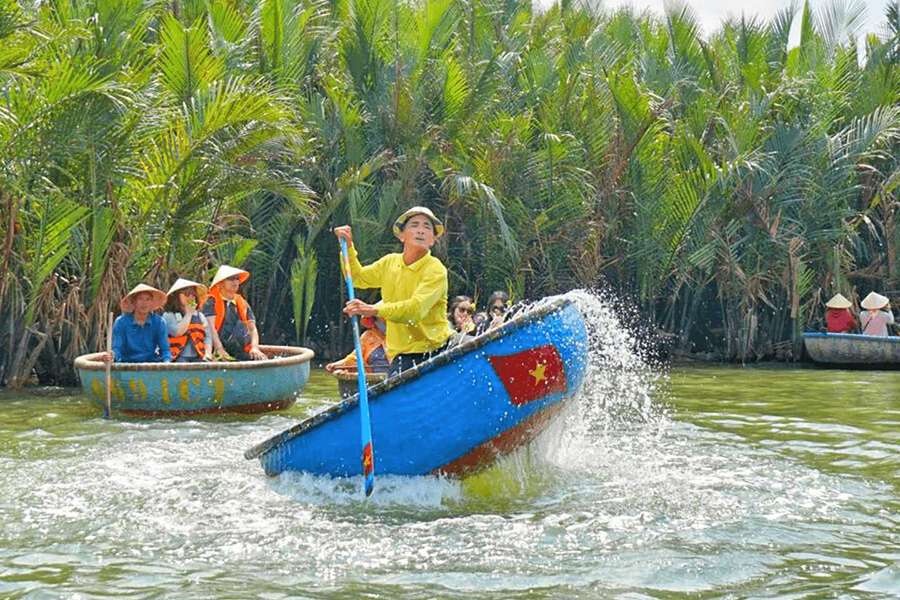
xmin=488 ymin=344 xmax=567 ymax=406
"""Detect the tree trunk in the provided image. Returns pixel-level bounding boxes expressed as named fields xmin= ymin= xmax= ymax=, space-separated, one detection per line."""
xmin=0 ymin=191 xmax=19 ymax=315
xmin=7 ymin=328 xmax=50 ymax=389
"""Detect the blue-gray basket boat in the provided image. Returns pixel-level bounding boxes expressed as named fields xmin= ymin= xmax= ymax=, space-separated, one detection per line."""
xmin=245 ymin=297 xmax=589 ymax=478
xmin=75 ymin=345 xmax=314 ymax=416
xmin=803 ymin=332 xmax=900 ymax=367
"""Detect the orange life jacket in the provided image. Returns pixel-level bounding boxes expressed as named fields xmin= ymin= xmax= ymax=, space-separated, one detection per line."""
xmin=169 ymin=315 xmax=207 ymax=360
xmin=332 ymin=330 xmax=388 ymax=372
xmin=207 ymin=287 xmax=252 ymax=352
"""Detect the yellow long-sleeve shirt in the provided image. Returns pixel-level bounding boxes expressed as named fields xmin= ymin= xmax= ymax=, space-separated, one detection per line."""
xmin=343 ymin=245 xmax=452 ymax=357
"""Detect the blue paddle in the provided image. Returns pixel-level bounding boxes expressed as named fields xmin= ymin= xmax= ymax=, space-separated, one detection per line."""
xmin=339 ymin=237 xmax=375 ymax=496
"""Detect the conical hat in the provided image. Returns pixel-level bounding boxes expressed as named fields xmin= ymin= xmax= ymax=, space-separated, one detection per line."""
xmin=392 ymin=206 xmax=445 ymax=239
xmin=861 ymin=291 xmax=889 ymax=310
xmin=120 ymin=283 xmax=167 ymax=313
xmin=825 ymin=293 xmax=851 ymax=309
xmin=166 ymin=278 xmax=208 ymax=299
xmin=210 ymin=265 xmax=250 ymax=289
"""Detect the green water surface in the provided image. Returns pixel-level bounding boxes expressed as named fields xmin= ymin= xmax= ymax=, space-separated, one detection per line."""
xmin=1 ymin=366 xmax=898 ymax=598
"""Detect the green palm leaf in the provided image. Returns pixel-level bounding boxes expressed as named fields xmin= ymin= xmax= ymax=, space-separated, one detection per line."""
xmin=158 ymin=13 xmax=225 ymax=104
xmin=23 ymin=197 xmax=89 ymax=324
xmin=291 ymin=237 xmax=317 ymax=344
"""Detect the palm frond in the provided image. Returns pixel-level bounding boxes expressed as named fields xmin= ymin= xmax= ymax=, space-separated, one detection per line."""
xmin=158 ymin=13 xmax=225 ymax=104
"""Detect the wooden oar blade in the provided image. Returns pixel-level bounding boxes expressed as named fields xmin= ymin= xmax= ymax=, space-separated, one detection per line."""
xmin=362 ymin=440 xmax=374 ymax=496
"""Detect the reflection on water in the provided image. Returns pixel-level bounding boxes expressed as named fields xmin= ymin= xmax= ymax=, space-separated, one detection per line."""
xmin=1 ymin=302 xmax=899 ymax=596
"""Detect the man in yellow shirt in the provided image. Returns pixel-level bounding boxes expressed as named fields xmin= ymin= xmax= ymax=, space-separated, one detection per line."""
xmin=333 ymin=206 xmax=453 ymax=376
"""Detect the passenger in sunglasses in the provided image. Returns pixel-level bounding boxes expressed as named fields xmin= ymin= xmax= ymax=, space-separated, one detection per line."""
xmin=475 ymin=290 xmax=510 ymax=335
xmin=448 ymin=295 xmax=477 ymax=335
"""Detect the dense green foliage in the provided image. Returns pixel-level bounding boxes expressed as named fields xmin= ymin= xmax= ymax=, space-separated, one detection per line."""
xmin=1 ymin=0 xmax=898 ymax=385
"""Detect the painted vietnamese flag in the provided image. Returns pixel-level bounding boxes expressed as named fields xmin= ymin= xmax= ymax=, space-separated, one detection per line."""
xmin=488 ymin=344 xmax=567 ymax=406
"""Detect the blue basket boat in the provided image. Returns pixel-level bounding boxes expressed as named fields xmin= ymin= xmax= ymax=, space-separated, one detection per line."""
xmin=75 ymin=345 xmax=314 ymax=416
xmin=245 ymin=298 xmax=589 ymax=478
xmin=803 ymin=332 xmax=900 ymax=368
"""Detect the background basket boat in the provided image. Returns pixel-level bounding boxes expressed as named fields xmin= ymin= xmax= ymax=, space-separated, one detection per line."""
xmin=332 ymin=370 xmax=388 ymax=399
xmin=803 ymin=333 xmax=900 ymax=368
xmin=75 ymin=345 xmax=314 ymax=416
xmin=246 ymin=298 xmax=588 ymax=478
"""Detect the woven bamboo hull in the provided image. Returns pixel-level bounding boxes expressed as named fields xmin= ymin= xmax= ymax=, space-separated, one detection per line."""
xmin=75 ymin=345 xmax=313 ymax=416
xmin=803 ymin=333 xmax=900 ymax=367
xmin=333 ymin=370 xmax=388 ymax=399
xmin=245 ymin=298 xmax=588 ymax=477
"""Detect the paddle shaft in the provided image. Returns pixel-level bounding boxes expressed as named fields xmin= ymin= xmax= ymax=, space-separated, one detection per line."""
xmin=104 ymin=311 xmax=113 ymax=419
xmin=339 ymin=238 xmax=375 ymax=496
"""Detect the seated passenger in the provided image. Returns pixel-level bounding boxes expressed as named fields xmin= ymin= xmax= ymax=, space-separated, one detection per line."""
xmin=448 ymin=295 xmax=477 ymax=335
xmin=104 ymin=284 xmax=171 ymax=363
xmin=824 ymin=293 xmax=856 ymax=334
xmin=163 ymin=278 xmax=218 ymax=363
xmin=860 ymin=292 xmax=895 ymax=336
xmin=202 ymin=265 xmax=267 ymax=360
xmin=333 ymin=206 xmax=453 ymax=377
xmin=475 ymin=290 xmax=509 ymax=334
xmin=325 ymin=315 xmax=390 ymax=374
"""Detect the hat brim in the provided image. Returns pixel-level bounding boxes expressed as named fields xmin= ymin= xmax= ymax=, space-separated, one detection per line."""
xmin=392 ymin=216 xmax=445 ymax=239
xmin=120 ymin=290 xmax=167 ymax=313
xmin=167 ymin=278 xmax=209 ymax=299
xmin=211 ymin=270 xmax=250 ymax=289
xmin=861 ymin=299 xmax=889 ymax=310
xmin=168 ymin=283 xmax=209 ymax=299
xmin=825 ymin=300 xmax=851 ymax=309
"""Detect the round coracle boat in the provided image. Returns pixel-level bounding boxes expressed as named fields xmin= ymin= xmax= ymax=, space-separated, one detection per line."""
xmin=246 ymin=297 xmax=588 ymax=478
xmin=332 ymin=370 xmax=388 ymax=399
xmin=803 ymin=332 xmax=900 ymax=368
xmin=75 ymin=345 xmax=314 ymax=417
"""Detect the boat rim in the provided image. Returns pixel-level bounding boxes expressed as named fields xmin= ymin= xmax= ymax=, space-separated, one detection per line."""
xmin=74 ymin=344 xmax=315 ymax=372
xmin=332 ymin=370 xmax=388 ymax=381
xmin=803 ymin=332 xmax=900 ymax=343
xmin=244 ymin=296 xmax=577 ymax=460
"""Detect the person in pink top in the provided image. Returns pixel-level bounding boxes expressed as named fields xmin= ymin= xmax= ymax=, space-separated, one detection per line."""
xmin=859 ymin=292 xmax=895 ymax=336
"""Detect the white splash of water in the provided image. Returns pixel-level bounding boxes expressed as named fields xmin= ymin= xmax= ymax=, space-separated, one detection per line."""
xmin=271 ymin=471 xmax=462 ymax=508
xmin=534 ymin=288 xmax=670 ymax=473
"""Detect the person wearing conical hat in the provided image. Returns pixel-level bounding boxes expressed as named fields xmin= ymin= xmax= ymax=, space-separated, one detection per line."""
xmin=859 ymin=291 xmax=895 ymax=337
xmin=201 ymin=265 xmax=267 ymax=360
xmin=333 ymin=206 xmax=454 ymax=377
xmin=824 ymin=293 xmax=856 ymax=334
xmin=100 ymin=284 xmax=171 ymax=363
xmin=162 ymin=278 xmax=220 ymax=362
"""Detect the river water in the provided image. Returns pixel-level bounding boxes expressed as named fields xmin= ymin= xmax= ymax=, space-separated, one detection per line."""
xmin=1 ymin=298 xmax=899 ymax=597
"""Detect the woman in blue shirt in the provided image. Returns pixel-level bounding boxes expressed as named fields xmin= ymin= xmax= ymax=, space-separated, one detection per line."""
xmin=100 ymin=284 xmax=171 ymax=363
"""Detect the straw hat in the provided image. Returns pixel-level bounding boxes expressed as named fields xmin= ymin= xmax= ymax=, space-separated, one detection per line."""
xmin=166 ymin=278 xmax=208 ymax=299
xmin=210 ymin=265 xmax=250 ymax=289
xmin=120 ymin=283 xmax=167 ymax=313
xmin=861 ymin=291 xmax=889 ymax=310
xmin=392 ymin=206 xmax=445 ymax=239
xmin=825 ymin=293 xmax=852 ymax=310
